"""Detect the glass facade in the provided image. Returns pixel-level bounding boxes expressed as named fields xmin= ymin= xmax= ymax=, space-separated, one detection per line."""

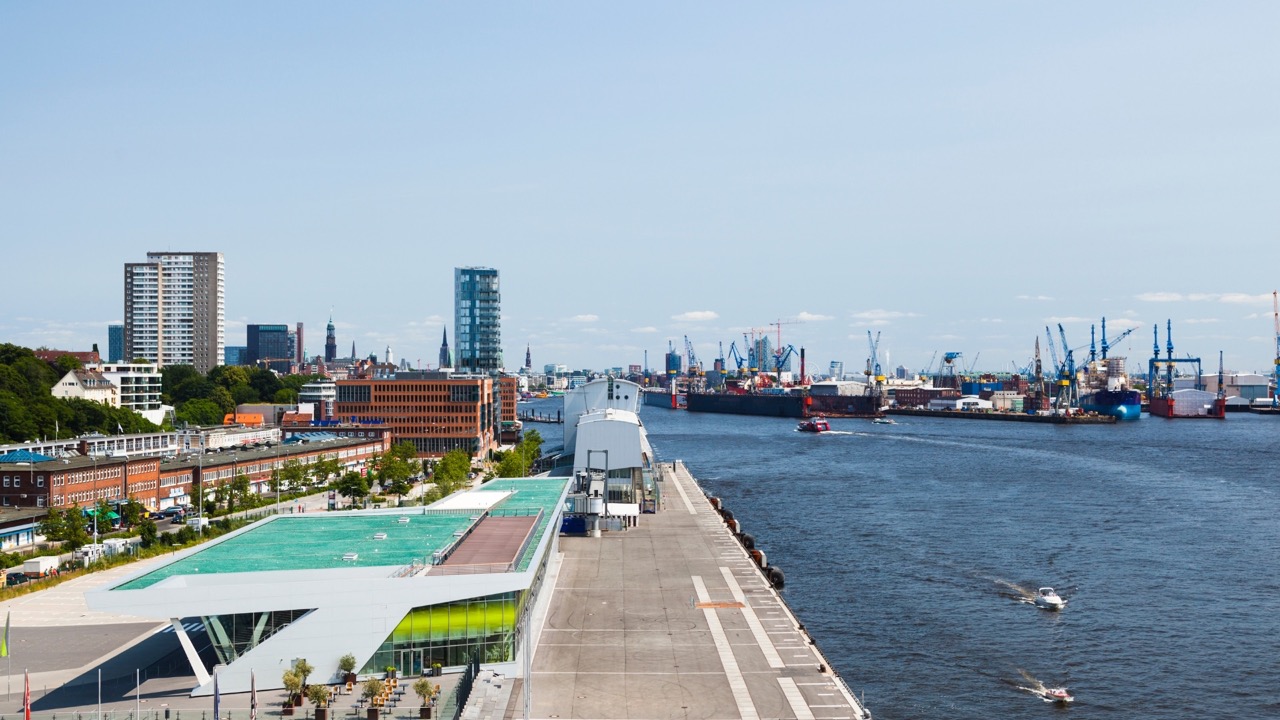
xmin=204 ymin=608 xmax=312 ymax=665
xmin=454 ymin=267 xmax=502 ymax=374
xmin=361 ymin=592 xmax=521 ymax=675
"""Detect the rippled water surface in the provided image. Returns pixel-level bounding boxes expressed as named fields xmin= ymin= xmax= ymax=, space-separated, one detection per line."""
xmin=575 ymin=405 xmax=1280 ymax=719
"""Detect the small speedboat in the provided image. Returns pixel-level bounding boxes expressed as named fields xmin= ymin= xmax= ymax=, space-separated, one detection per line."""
xmin=871 ymin=417 xmax=896 ymax=425
xmin=1034 ymin=587 xmax=1066 ymax=611
xmin=797 ymin=417 xmax=831 ymax=433
xmin=1041 ymin=687 xmax=1073 ymax=704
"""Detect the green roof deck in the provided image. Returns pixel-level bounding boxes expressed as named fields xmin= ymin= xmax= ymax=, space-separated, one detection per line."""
xmin=116 ymin=513 xmax=475 ymax=590
xmin=115 ymin=478 xmax=570 ymax=590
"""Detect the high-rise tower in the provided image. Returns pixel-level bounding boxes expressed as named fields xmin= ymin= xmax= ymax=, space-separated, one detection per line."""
xmin=123 ymin=251 xmax=225 ymax=373
xmin=454 ymin=267 xmax=502 ymax=374
xmin=325 ymin=315 xmax=337 ymax=362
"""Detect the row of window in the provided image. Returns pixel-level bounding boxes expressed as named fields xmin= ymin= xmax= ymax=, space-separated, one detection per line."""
xmin=1 ymin=476 xmax=44 ymax=488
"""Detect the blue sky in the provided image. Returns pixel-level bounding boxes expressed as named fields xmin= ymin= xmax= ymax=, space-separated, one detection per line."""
xmin=3 ymin=3 xmax=1278 ymax=375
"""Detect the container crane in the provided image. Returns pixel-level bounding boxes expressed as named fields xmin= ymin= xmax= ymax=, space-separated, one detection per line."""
xmin=728 ymin=341 xmax=748 ymax=376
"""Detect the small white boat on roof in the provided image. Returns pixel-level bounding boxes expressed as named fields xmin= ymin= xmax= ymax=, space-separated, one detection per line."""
xmin=1033 ymin=587 xmax=1066 ymax=610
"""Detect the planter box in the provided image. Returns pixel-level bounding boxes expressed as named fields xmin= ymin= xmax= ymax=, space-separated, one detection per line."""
xmin=282 ymin=705 xmax=294 ymax=716
xmin=419 ymin=707 xmax=432 ymax=719
xmin=366 ymin=708 xmax=379 ymax=720
xmin=316 ymin=708 xmax=329 ymax=720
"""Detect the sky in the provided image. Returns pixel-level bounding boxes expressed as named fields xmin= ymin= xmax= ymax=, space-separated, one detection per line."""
xmin=3 ymin=3 xmax=1279 ymax=376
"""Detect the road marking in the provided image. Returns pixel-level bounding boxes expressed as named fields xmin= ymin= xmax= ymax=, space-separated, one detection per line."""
xmin=778 ymin=677 xmax=816 ymax=720
xmin=670 ymin=468 xmax=698 ymax=515
xmin=692 ymin=575 xmax=758 ymax=720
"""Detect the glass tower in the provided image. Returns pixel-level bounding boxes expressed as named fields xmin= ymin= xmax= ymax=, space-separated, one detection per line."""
xmin=454 ymin=267 xmax=502 ymax=374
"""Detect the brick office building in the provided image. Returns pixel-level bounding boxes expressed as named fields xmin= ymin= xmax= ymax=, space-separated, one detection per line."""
xmin=334 ymin=372 xmax=498 ymax=458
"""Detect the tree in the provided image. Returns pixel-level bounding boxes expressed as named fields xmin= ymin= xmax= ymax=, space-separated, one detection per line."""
xmin=228 ymin=473 xmax=252 ymax=511
xmin=93 ymin=498 xmax=114 ymax=533
xmin=54 ymin=354 xmax=83 ymax=374
xmin=361 ymin=678 xmax=385 ymax=703
xmin=209 ymin=365 xmax=250 ymax=390
xmin=273 ymin=387 xmax=298 ymax=404
xmin=282 ymin=670 xmax=302 ymax=703
xmin=280 ymin=459 xmax=306 ymax=492
xmin=494 ymin=451 xmax=525 ymax=478
xmin=293 ymin=658 xmax=314 ymax=690
xmin=39 ymin=507 xmax=66 ymax=540
xmin=209 ymin=386 xmax=236 ymax=415
xmin=138 ymin=518 xmax=158 ymax=548
xmin=230 ymin=382 xmax=258 ymax=404
xmin=176 ymin=398 xmax=223 ymax=426
xmin=248 ymin=367 xmax=283 ymax=403
xmin=335 ymin=471 xmax=369 ymax=507
xmin=120 ymin=499 xmax=144 ymax=528
xmin=434 ymin=449 xmax=471 ymax=494
xmin=161 ymin=364 xmax=202 ymax=401
xmin=377 ymin=454 xmax=413 ymax=503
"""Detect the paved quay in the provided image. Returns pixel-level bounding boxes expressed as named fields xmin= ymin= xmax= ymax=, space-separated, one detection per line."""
xmin=519 ymin=461 xmax=869 ymax=720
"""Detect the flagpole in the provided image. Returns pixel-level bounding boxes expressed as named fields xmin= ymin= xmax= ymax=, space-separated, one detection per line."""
xmin=136 ymin=668 xmax=141 ymax=720
xmin=97 ymin=668 xmax=102 ymax=720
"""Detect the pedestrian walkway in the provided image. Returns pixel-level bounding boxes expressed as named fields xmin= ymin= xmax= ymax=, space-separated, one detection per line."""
xmin=524 ymin=461 xmax=869 ymax=719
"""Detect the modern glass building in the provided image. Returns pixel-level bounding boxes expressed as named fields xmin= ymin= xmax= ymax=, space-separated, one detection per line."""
xmin=247 ymin=324 xmax=291 ymax=366
xmin=108 ymin=324 xmax=124 ymax=362
xmin=454 ymin=267 xmax=502 ymax=374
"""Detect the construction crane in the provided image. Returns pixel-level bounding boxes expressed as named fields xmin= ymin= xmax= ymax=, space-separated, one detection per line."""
xmin=773 ymin=344 xmax=799 ymax=382
xmin=1045 ymin=326 xmax=1076 ymax=412
xmin=717 ymin=342 xmax=729 ymax=379
xmin=1273 ymin=291 xmax=1279 ymax=408
xmin=922 ymin=350 xmax=938 ymax=379
xmin=864 ymin=331 xmax=885 ymax=399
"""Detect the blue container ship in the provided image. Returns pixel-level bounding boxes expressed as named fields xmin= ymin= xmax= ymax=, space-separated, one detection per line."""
xmin=1078 ymin=356 xmax=1142 ymax=421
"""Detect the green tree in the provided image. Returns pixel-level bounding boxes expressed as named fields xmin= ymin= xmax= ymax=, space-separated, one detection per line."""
xmin=494 ymin=451 xmax=525 ymax=478
xmin=293 ymin=658 xmax=314 ymax=689
xmin=273 ymin=387 xmax=298 ymax=404
xmin=120 ymin=499 xmax=144 ymax=528
xmin=138 ymin=517 xmax=158 ymax=548
xmin=93 ymin=498 xmax=115 ymax=533
xmin=434 ymin=449 xmax=471 ymax=493
xmin=39 ymin=506 xmax=66 ymax=540
xmin=230 ymin=382 xmax=258 ymax=404
xmin=176 ymin=398 xmax=224 ymax=426
xmin=209 ymin=365 xmax=250 ymax=390
xmin=162 ymin=365 xmax=204 ymax=403
xmin=379 ymin=454 xmax=413 ymax=503
xmin=248 ymin=368 xmax=283 ymax=403
xmin=209 ymin=386 xmax=236 ymax=415
xmin=335 ymin=471 xmax=369 ymax=507
xmin=280 ymin=459 xmax=306 ymax=492
xmin=54 ymin=354 xmax=83 ymax=375
xmin=228 ymin=473 xmax=252 ymax=511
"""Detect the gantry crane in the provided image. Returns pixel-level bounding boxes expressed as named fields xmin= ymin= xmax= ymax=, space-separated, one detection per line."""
xmin=683 ymin=336 xmax=702 ymax=377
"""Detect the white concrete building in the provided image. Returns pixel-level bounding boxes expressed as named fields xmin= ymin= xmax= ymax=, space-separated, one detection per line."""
xmin=51 ymin=369 xmax=119 ymax=406
xmin=87 ymin=477 xmax=569 ymax=696
xmin=928 ymin=395 xmax=994 ymax=411
xmin=92 ymin=362 xmax=166 ymax=425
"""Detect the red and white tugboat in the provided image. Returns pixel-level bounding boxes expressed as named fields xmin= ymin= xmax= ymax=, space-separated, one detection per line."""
xmin=797 ymin=416 xmax=831 ymax=433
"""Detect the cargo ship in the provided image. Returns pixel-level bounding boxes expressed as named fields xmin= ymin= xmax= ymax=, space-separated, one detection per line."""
xmin=1078 ymin=356 xmax=1142 ymax=421
xmin=642 ymin=387 xmax=684 ymax=409
xmin=686 ymin=391 xmax=805 ymax=418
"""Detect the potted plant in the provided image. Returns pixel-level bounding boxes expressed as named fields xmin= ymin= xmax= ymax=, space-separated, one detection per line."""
xmin=339 ymin=653 xmax=358 ymax=685
xmin=294 ymin=658 xmax=315 ymax=696
xmin=306 ymin=683 xmax=331 ymax=720
xmin=282 ymin=670 xmax=302 ymax=715
xmin=362 ymin=678 xmax=385 ymax=720
xmin=431 ymin=662 xmax=442 ymax=677
xmin=384 ymin=664 xmax=397 ymax=680
xmin=412 ymin=677 xmax=434 ymax=719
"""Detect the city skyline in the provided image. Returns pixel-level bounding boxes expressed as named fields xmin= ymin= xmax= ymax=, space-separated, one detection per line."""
xmin=3 ymin=4 xmax=1279 ymax=374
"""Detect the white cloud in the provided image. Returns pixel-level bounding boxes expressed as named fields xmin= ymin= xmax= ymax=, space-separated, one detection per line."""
xmin=1045 ymin=316 xmax=1092 ymax=324
xmin=1016 ymin=295 xmax=1054 ymax=301
xmin=630 ymin=326 xmax=659 ymax=334
xmin=979 ymin=318 xmax=1004 ymax=324
xmin=1106 ymin=317 xmax=1144 ymax=329
xmin=1136 ymin=292 xmax=1184 ymax=302
xmin=1185 ymin=318 xmax=1220 ymax=324
xmin=850 ymin=309 xmax=920 ymax=322
xmin=1219 ymin=293 xmax=1271 ymax=305
xmin=672 ymin=310 xmax=718 ymax=322
xmin=568 ymin=314 xmax=599 ymax=323
xmin=797 ymin=311 xmax=833 ymax=322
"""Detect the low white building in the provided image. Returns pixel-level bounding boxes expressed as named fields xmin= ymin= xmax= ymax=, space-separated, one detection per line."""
xmin=51 ymin=369 xmax=119 ymax=406
xmin=92 ymin=362 xmax=166 ymax=425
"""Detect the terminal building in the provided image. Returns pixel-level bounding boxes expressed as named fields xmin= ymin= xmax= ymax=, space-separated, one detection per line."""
xmin=87 ymin=476 xmax=570 ymax=696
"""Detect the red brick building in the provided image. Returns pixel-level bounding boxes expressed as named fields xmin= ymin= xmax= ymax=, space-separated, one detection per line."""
xmin=335 ymin=372 xmax=498 ymax=458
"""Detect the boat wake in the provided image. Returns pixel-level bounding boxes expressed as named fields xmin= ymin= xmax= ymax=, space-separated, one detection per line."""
xmin=1010 ymin=669 xmax=1073 ymax=704
xmin=992 ymin=578 xmax=1039 ymax=605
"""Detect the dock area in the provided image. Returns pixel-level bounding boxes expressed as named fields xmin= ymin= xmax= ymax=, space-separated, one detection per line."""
xmin=521 ymin=460 xmax=869 ymax=719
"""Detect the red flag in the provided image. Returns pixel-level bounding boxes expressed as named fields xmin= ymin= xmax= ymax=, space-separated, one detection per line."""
xmin=23 ymin=669 xmax=30 ymax=720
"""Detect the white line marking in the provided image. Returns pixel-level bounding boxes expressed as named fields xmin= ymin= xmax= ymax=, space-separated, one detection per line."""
xmin=670 ymin=467 xmax=699 ymax=515
xmin=692 ymin=575 xmax=758 ymax=720
xmin=778 ymin=677 xmax=816 ymax=720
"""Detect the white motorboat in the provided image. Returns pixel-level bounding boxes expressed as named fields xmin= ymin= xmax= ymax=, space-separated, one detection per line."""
xmin=1033 ymin=587 xmax=1066 ymax=610
xmin=1041 ymin=687 xmax=1073 ymax=703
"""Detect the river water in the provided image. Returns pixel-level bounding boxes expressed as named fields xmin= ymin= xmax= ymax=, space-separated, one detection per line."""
xmin=530 ymin=400 xmax=1280 ymax=718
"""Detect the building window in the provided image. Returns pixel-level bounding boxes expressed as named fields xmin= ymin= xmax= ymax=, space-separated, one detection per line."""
xmin=36 ymin=497 xmax=44 ymax=508
xmin=2 ymin=499 xmax=8 ymax=507
xmin=37 ymin=477 xmax=44 ymax=487
xmin=2 ymin=478 xmax=7 ymax=487
xmin=13 ymin=478 xmax=19 ymax=487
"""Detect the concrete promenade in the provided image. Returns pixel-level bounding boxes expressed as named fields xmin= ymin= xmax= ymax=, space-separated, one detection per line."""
xmin=519 ymin=461 xmax=869 ymax=720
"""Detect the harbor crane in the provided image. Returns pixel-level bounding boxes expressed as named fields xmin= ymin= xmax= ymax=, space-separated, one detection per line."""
xmin=683 ymin=335 xmax=702 ymax=377
xmin=728 ymin=340 xmax=749 ymax=376
xmin=1273 ymin=291 xmax=1279 ymax=408
xmin=865 ymin=331 xmax=885 ymax=399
